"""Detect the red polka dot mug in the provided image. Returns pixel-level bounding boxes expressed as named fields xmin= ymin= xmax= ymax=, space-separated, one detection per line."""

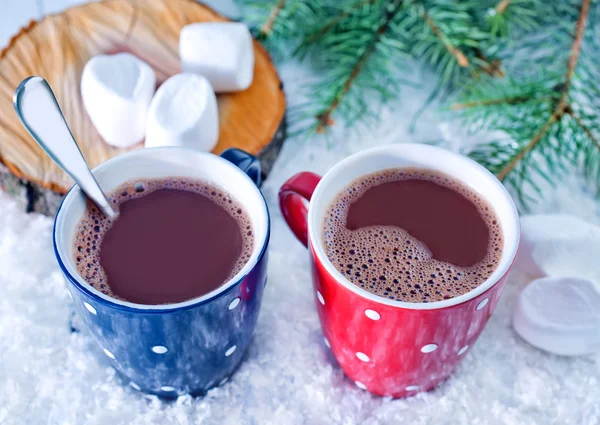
xmin=279 ymin=144 xmax=520 ymax=398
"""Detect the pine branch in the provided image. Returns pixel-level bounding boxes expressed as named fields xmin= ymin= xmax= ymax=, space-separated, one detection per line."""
xmin=303 ymin=0 xmax=373 ymax=45
xmin=258 ymin=0 xmax=286 ymax=39
xmin=236 ymin=0 xmax=600 ymax=209
xmin=245 ymin=0 xmax=507 ymax=134
xmin=451 ymin=95 xmax=534 ymax=110
xmin=492 ymin=1 xmax=585 ymax=75
xmin=483 ymin=0 xmax=542 ymax=39
xmin=495 ymin=0 xmax=590 ymax=181
xmin=419 ymin=5 xmax=469 ymax=67
xmin=496 ymin=113 xmax=559 ymax=180
xmin=568 ymin=109 xmax=600 ymax=151
xmin=563 ymin=0 xmax=589 ymax=91
xmin=315 ymin=0 xmax=404 ymax=133
xmin=236 ymin=0 xmax=320 ymax=59
xmin=400 ymin=1 xmax=502 ymax=88
xmin=495 ymin=0 xmax=511 ymax=14
xmin=474 ymin=49 xmax=504 ymax=77
xmin=456 ymin=0 xmax=596 ymax=208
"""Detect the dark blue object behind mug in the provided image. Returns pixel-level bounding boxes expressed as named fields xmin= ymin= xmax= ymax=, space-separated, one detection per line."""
xmin=54 ymin=148 xmax=269 ymax=397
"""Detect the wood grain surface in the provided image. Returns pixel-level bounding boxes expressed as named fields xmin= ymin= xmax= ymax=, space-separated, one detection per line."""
xmin=0 ymin=0 xmax=285 ymax=214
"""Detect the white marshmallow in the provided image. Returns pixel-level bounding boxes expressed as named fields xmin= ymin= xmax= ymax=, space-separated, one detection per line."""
xmin=513 ymin=276 xmax=600 ymax=356
xmin=516 ymin=214 xmax=600 ymax=281
xmin=81 ymin=53 xmax=155 ymax=148
xmin=180 ymin=22 xmax=254 ymax=93
xmin=145 ymin=73 xmax=218 ymax=151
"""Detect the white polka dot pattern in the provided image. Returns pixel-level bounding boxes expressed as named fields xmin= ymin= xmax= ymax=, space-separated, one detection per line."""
xmin=317 ymin=291 xmax=325 ymax=305
xmin=421 ymin=344 xmax=437 ymax=353
xmin=356 ymin=352 xmax=370 ymax=362
xmin=477 ymin=298 xmax=489 ymax=310
xmin=355 ymin=381 xmax=367 ymax=390
xmin=225 ymin=345 xmax=237 ymax=356
xmin=365 ymin=309 xmax=381 ymax=320
xmin=458 ymin=345 xmax=469 ymax=355
xmin=152 ymin=345 xmax=168 ymax=354
xmin=84 ymin=302 xmax=97 ymax=315
xmin=103 ymin=348 xmax=115 ymax=359
xmin=228 ymin=298 xmax=241 ymax=310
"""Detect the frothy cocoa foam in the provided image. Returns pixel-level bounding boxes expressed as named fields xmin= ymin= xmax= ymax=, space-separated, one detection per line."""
xmin=322 ymin=168 xmax=503 ymax=303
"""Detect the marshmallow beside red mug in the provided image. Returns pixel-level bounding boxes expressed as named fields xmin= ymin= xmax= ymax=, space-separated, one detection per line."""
xmin=278 ymin=144 xmax=520 ymax=398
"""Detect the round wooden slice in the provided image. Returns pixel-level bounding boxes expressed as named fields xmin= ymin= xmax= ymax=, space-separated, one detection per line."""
xmin=0 ymin=0 xmax=286 ymax=215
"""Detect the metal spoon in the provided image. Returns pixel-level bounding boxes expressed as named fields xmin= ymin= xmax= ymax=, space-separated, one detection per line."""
xmin=13 ymin=76 xmax=117 ymax=218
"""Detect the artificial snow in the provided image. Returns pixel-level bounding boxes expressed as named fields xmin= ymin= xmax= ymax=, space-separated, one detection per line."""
xmin=1 ymin=52 xmax=600 ymax=425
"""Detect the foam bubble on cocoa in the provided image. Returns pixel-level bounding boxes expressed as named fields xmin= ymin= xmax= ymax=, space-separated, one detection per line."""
xmin=322 ymin=168 xmax=503 ymax=303
xmin=73 ymin=177 xmax=254 ymax=301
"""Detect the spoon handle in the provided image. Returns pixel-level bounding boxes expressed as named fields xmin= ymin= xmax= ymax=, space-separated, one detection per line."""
xmin=13 ymin=77 xmax=117 ymax=218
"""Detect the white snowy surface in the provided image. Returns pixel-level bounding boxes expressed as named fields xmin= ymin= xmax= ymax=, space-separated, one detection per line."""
xmin=2 ymin=1 xmax=600 ymax=424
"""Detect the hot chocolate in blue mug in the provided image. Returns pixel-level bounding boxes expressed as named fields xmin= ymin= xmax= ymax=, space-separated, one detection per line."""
xmin=53 ymin=147 xmax=269 ymax=397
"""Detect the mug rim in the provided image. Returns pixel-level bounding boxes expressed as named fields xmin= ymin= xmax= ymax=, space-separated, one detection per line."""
xmin=307 ymin=143 xmax=520 ymax=311
xmin=53 ymin=147 xmax=270 ymax=313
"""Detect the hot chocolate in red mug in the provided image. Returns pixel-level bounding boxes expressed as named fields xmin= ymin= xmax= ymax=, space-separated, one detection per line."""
xmin=279 ymin=143 xmax=519 ymax=398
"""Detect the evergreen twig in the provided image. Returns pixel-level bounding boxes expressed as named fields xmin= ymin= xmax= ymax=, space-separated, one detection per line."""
xmin=236 ymin=0 xmax=600 ymax=207
xmin=495 ymin=0 xmax=590 ymax=180
xmin=303 ymin=0 xmax=373 ymax=45
xmin=568 ymin=109 xmax=600 ymax=151
xmin=259 ymin=0 xmax=286 ymax=39
xmin=315 ymin=0 xmax=404 ymax=133
xmin=418 ymin=5 xmax=469 ymax=67
xmin=495 ymin=0 xmax=511 ymax=14
xmin=451 ymin=95 xmax=534 ymax=110
xmin=496 ymin=114 xmax=559 ymax=180
xmin=474 ymin=49 xmax=504 ymax=77
xmin=485 ymin=0 xmax=540 ymax=39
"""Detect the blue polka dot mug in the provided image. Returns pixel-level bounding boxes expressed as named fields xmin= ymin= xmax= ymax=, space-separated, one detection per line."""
xmin=53 ymin=147 xmax=269 ymax=397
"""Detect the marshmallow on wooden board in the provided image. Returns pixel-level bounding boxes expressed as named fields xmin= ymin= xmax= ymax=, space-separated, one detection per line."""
xmin=145 ymin=73 xmax=218 ymax=151
xmin=516 ymin=214 xmax=600 ymax=281
xmin=513 ymin=276 xmax=600 ymax=356
xmin=81 ymin=53 xmax=155 ymax=148
xmin=180 ymin=22 xmax=254 ymax=93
